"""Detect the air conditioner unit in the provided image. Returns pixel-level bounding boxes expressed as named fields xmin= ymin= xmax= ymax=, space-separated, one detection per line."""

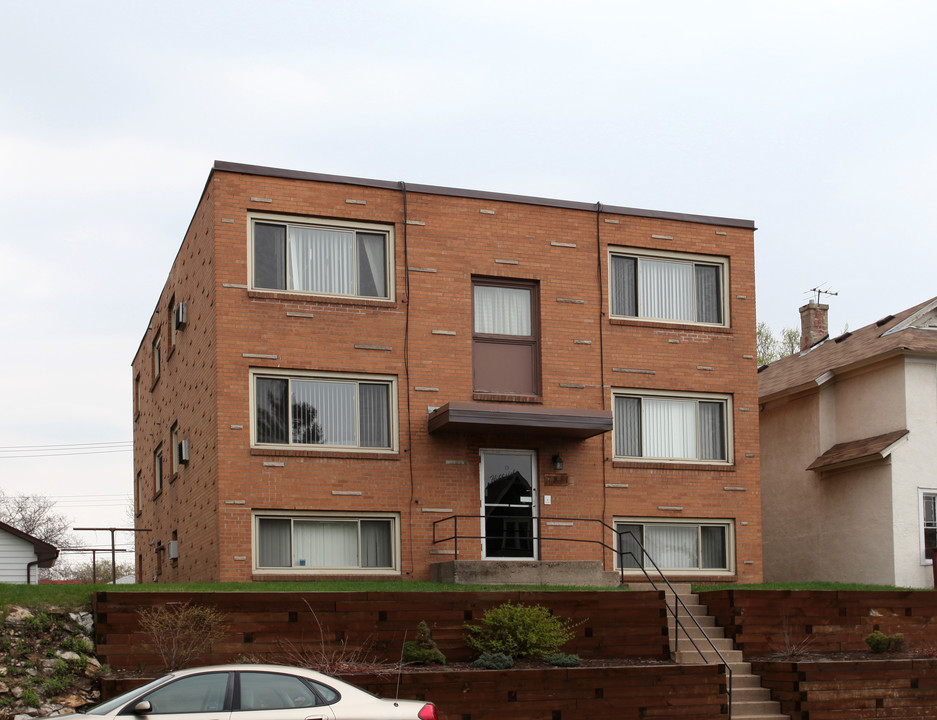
xmin=178 ymin=438 xmax=190 ymax=464
xmin=168 ymin=541 xmax=179 ymax=560
xmin=174 ymin=301 xmax=188 ymax=329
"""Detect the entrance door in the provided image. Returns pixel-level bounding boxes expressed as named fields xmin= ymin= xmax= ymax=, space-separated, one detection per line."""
xmin=480 ymin=450 xmax=537 ymax=559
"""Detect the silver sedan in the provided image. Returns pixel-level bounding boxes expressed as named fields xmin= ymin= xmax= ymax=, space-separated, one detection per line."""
xmin=82 ymin=664 xmax=439 ymax=720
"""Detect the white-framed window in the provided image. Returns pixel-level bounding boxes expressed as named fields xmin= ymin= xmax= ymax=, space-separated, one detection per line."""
xmin=613 ymin=389 xmax=731 ymax=463
xmin=250 ymin=214 xmax=393 ymax=300
xmin=919 ymin=489 xmax=937 ymax=564
xmin=615 ymin=518 xmax=734 ymax=573
xmin=154 ymin=446 xmax=163 ymax=495
xmin=170 ymin=423 xmax=180 ymax=475
xmin=253 ymin=512 xmax=399 ymax=573
xmin=251 ymin=369 xmax=397 ymax=452
xmin=152 ymin=334 xmax=161 ymax=382
xmin=609 ymin=247 xmax=728 ymax=326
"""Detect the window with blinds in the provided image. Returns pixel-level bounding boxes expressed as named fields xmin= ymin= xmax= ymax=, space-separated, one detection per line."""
xmin=609 ymin=249 xmax=726 ymax=326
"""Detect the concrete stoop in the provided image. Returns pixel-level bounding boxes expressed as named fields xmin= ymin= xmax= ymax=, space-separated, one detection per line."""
xmin=429 ymin=560 xmax=620 ymax=586
xmin=628 ymin=583 xmax=789 ymax=720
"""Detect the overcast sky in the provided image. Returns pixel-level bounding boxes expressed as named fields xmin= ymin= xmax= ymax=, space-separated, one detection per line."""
xmin=2 ymin=1 xmax=936 ymax=559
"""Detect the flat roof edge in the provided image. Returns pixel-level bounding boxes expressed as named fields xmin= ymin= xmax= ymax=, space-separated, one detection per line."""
xmin=212 ymin=161 xmax=755 ymax=229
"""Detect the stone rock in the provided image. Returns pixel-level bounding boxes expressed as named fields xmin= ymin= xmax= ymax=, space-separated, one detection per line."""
xmin=68 ymin=612 xmax=93 ymax=634
xmin=59 ymin=694 xmax=87 ymax=708
xmin=12 ymin=686 xmax=23 ymax=698
xmin=4 ymin=607 xmax=34 ymax=625
xmin=0 ymin=680 xmax=7 ymax=693
xmin=85 ymin=656 xmax=101 ymax=668
xmin=55 ymin=651 xmax=81 ymax=663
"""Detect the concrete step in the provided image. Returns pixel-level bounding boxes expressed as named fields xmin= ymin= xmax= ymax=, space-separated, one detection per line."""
xmin=671 ymin=636 xmax=735 ymax=655
xmin=730 ymin=670 xmax=761 ymax=687
xmin=672 ymin=622 xmax=725 ymax=639
xmin=669 ymin=613 xmax=718 ymax=628
xmin=732 ymin=699 xmax=782 ymax=714
xmin=674 ymin=647 xmax=743 ymax=664
xmin=732 ymin=685 xmax=773 ymax=702
xmin=626 ymin=582 xmax=694 ymax=596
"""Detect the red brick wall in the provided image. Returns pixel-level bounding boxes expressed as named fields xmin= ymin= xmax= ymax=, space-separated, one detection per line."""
xmin=133 ymin=166 xmax=761 ymax=583
xmin=132 ymin=186 xmax=221 ymax=582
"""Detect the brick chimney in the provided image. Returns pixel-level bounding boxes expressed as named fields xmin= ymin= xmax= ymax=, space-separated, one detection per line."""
xmin=799 ymin=302 xmax=829 ymax=350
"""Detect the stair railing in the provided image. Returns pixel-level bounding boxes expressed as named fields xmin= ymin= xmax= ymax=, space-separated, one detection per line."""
xmin=432 ymin=515 xmax=734 ymax=719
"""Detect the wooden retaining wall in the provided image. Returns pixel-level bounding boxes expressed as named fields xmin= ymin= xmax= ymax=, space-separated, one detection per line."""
xmin=100 ymin=664 xmax=728 ymax=720
xmin=751 ymin=658 xmax=937 ymax=719
xmin=93 ymin=590 xmax=670 ymax=671
xmin=702 ymin=590 xmax=937 ymax=656
xmin=346 ymin=664 xmax=727 ymax=720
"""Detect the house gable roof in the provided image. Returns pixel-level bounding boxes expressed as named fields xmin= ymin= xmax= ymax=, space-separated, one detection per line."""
xmin=759 ymin=296 xmax=937 ymax=401
xmin=0 ymin=521 xmax=59 ymax=566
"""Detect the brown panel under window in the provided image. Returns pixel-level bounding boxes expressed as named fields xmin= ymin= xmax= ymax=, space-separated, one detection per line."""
xmin=473 ymin=340 xmax=537 ymax=395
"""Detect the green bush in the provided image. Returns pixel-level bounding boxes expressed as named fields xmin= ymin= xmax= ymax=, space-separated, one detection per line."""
xmin=544 ymin=652 xmax=580 ymax=667
xmin=465 ymin=602 xmax=579 ymax=659
xmin=865 ymin=630 xmax=906 ymax=653
xmin=401 ymin=620 xmax=446 ymax=665
xmin=473 ymin=651 xmax=514 ymax=669
xmin=21 ymin=686 xmax=40 ymax=708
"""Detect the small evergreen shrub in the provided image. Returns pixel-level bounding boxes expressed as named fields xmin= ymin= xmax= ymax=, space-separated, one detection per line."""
xmin=401 ymin=621 xmax=446 ymax=665
xmin=465 ymin=601 xmax=580 ymax=659
xmin=865 ymin=630 xmax=906 ymax=653
xmin=473 ymin=651 xmax=514 ymax=669
xmin=544 ymin=652 xmax=580 ymax=667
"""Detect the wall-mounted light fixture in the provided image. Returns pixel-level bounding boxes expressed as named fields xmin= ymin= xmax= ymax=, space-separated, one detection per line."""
xmin=551 ymin=454 xmax=564 ymax=471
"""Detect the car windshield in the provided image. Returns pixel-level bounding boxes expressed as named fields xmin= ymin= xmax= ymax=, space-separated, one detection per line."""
xmin=81 ymin=675 xmax=173 ymax=715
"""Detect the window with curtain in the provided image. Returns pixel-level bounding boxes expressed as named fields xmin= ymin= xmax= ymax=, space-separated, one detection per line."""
xmin=252 ymin=219 xmax=390 ymax=299
xmin=256 ymin=515 xmax=396 ymax=571
xmin=472 ymin=278 xmax=540 ymax=395
xmin=615 ymin=520 xmax=731 ymax=572
xmin=254 ymin=373 xmax=393 ymax=450
xmin=610 ymin=251 xmax=725 ymax=325
xmin=614 ymin=392 xmax=728 ymax=462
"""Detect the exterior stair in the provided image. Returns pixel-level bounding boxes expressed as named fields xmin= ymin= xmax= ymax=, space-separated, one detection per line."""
xmin=629 ymin=583 xmax=788 ymax=720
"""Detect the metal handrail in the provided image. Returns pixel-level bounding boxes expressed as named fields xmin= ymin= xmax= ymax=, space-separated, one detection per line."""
xmin=432 ymin=514 xmax=733 ymax=718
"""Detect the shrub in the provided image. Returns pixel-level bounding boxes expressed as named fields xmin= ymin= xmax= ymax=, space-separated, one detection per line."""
xmin=473 ymin=651 xmax=514 ymax=669
xmin=465 ymin=602 xmax=580 ymax=659
xmin=21 ymin=686 xmax=40 ymax=709
xmin=401 ymin=621 xmax=446 ymax=665
xmin=138 ymin=602 xmax=226 ymax=671
xmin=865 ymin=630 xmax=906 ymax=653
xmin=544 ymin=652 xmax=580 ymax=667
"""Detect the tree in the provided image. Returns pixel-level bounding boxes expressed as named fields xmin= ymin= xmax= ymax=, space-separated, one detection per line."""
xmin=0 ymin=489 xmax=75 ymax=548
xmin=757 ymin=322 xmax=800 ymax=366
xmin=57 ymin=558 xmax=135 ymax=583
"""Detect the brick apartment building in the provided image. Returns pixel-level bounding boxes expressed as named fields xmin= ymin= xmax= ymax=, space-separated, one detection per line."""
xmin=131 ymin=161 xmax=762 ymax=584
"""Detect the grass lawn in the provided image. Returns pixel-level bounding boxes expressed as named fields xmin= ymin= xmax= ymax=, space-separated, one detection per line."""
xmin=0 ymin=580 xmax=622 ymax=611
xmin=694 ymin=581 xmax=932 ymax=592
xmin=2 ymin=580 xmax=931 ymax=612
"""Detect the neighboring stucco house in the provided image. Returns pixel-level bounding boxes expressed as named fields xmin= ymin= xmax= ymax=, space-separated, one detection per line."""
xmin=0 ymin=520 xmax=59 ymax=584
xmin=132 ymin=161 xmax=762 ymax=585
xmin=759 ymin=297 xmax=937 ymax=587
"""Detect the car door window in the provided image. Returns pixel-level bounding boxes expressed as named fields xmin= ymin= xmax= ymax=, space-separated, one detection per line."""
xmin=141 ymin=672 xmax=230 ymax=714
xmin=238 ymin=672 xmax=322 ymax=711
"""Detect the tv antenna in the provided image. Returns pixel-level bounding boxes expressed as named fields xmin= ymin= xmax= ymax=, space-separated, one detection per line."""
xmin=806 ymin=284 xmax=838 ymax=304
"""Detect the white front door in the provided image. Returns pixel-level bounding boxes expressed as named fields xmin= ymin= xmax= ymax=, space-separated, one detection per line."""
xmin=480 ymin=449 xmax=537 ymax=559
